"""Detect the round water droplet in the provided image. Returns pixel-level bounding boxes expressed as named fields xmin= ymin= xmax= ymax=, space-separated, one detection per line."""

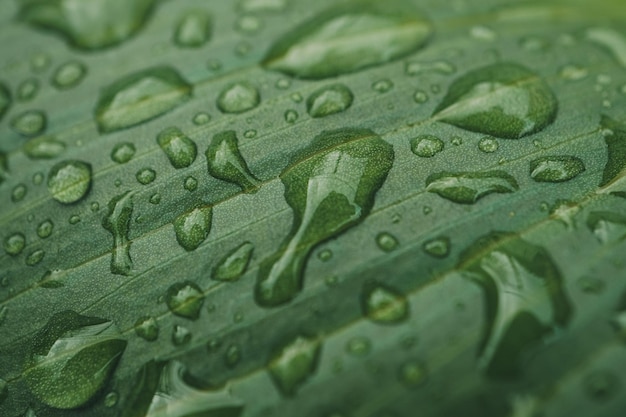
xmin=157 ymin=127 xmax=197 ymax=169
xmin=172 ymin=325 xmax=191 ymax=346
xmin=410 ymin=135 xmax=444 ymax=157
xmin=284 ymin=109 xmax=298 ymax=123
xmin=318 ymin=249 xmax=333 ymax=262
xmin=478 ymin=136 xmax=499 ymax=153
xmin=290 ymin=92 xmax=303 ymax=103
xmin=47 ymin=160 xmax=92 ymax=204
xmin=276 ymin=78 xmax=291 ymax=89
xmin=26 ymin=249 xmax=45 ymax=266
xmin=110 ymin=142 xmax=135 ymax=164
xmin=225 ymin=344 xmax=241 ymax=368
xmin=192 ymin=112 xmax=211 ymax=125
xmin=135 ymin=316 xmax=159 ymax=341
xmin=530 ymin=156 xmax=585 ymax=182
xmin=52 ymin=61 xmax=87 ymax=89
xmin=346 ymin=336 xmax=371 ymax=356
xmin=33 ymin=172 xmax=44 ymax=185
xmin=11 ymin=110 xmax=46 ymax=136
xmin=4 ymin=233 xmax=25 ymax=256
xmin=236 ymin=15 xmax=262 ymax=34
xmin=244 ymin=129 xmax=257 ymax=139
xmin=136 ymin=168 xmax=156 ymax=185
xmin=399 ymin=360 xmax=427 ymax=386
xmin=69 ymin=215 xmax=80 ymax=224
xmin=306 ymin=84 xmax=353 ymax=118
xmin=184 ymin=176 xmax=198 ymax=191
xmin=413 ymin=89 xmax=429 ymax=103
xmin=149 ymin=193 xmax=161 ymax=204
xmin=37 ymin=220 xmax=54 ymax=238
xmin=217 ymin=82 xmax=260 ymax=114
xmin=166 ymin=281 xmax=204 ymax=320
xmin=376 ymin=232 xmax=399 ymax=252
xmin=174 ymin=206 xmax=212 ymax=251
xmin=30 ymin=53 xmax=51 ymax=72
xmin=90 ymin=202 xmax=99 ymax=212
xmin=12 ymin=184 xmax=27 ymax=202
xmin=423 ymin=236 xmax=450 ymax=258
xmin=17 ymin=78 xmax=40 ymax=101
xmin=325 ymin=275 xmax=338 ymax=287
xmin=372 ymin=79 xmax=393 ymax=93
xmin=104 ymin=391 xmax=118 ymax=408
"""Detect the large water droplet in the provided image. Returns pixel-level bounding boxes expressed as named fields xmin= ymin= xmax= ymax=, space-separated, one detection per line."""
xmin=216 ymin=82 xmax=260 ymax=114
xmin=95 ymin=66 xmax=192 ymax=133
xmin=102 ymin=191 xmax=134 ymax=276
xmin=173 ymin=206 xmax=212 ymax=251
xmin=268 ymin=335 xmax=321 ymax=397
xmin=255 ymin=128 xmax=394 ymax=306
xmin=52 ymin=61 xmax=87 ymax=89
xmin=19 ymin=0 xmax=157 ymax=50
xmin=23 ymin=311 xmax=127 ymax=409
xmin=47 ymin=160 xmax=92 ymax=204
xmin=174 ymin=10 xmax=212 ymax=48
xmin=410 ymin=135 xmax=444 ymax=157
xmin=458 ymin=231 xmax=572 ymax=377
xmin=0 ymin=82 xmax=11 ymax=121
xmin=135 ymin=316 xmax=159 ymax=342
xmin=261 ymin=1 xmax=432 ymax=79
xmin=205 ymin=130 xmax=261 ymax=193
xmin=361 ymin=281 xmax=409 ymax=324
xmin=530 ymin=155 xmax=585 ymax=183
xmin=23 ymin=136 xmax=66 ymax=159
xmin=586 ymin=211 xmax=626 ymax=244
xmin=598 ymin=115 xmax=626 ymax=193
xmin=433 ymin=63 xmax=557 ymax=139
xmin=11 ymin=110 xmax=46 ymax=137
xmin=306 ymin=84 xmax=354 ymax=118
xmin=4 ymin=233 xmax=25 ymax=256
xmin=426 ymin=171 xmax=518 ymax=204
xmin=166 ymin=281 xmax=204 ymax=320
xmin=213 ymin=241 xmax=254 ymax=282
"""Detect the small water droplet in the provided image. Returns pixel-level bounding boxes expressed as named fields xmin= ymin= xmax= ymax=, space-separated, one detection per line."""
xmin=306 ymin=84 xmax=353 ymax=118
xmin=519 ymin=35 xmax=549 ymax=51
xmin=69 ymin=215 xmax=80 ymax=224
xmin=372 ymin=79 xmax=394 ymax=93
xmin=172 ymin=325 xmax=192 ymax=346
xmin=236 ymin=15 xmax=262 ymax=34
xmin=206 ymin=130 xmax=261 ymax=193
xmin=559 ymin=64 xmax=588 ymax=81
xmin=225 ymin=344 xmax=242 ymax=368
xmin=192 ymin=112 xmax=211 ymax=125
xmin=325 ymin=275 xmax=339 ymax=287
xmin=244 ymin=129 xmax=257 ymax=139
xmin=423 ymin=236 xmax=450 ymax=258
xmin=290 ymin=92 xmax=303 ymax=103
xmin=110 ymin=142 xmax=135 ymax=164
xmin=149 ymin=193 xmax=161 ymax=204
xmin=376 ymin=232 xmax=399 ymax=252
xmin=530 ymin=156 xmax=585 ymax=183
xmin=30 ymin=53 xmax=51 ymax=72
xmin=11 ymin=184 xmax=27 ymax=202
xmin=102 ymin=191 xmax=134 ymax=275
xmin=284 ymin=109 xmax=298 ymax=123
xmin=217 ymin=82 xmax=260 ymax=114
xmin=212 ymin=241 xmax=254 ymax=282
xmin=166 ymin=281 xmax=204 ymax=320
xmin=11 ymin=110 xmax=46 ymax=136
xmin=413 ymin=89 xmax=429 ymax=103
xmin=317 ymin=248 xmax=333 ymax=262
xmin=478 ymin=136 xmax=499 ymax=153
xmin=399 ymin=360 xmax=428 ymax=386
xmin=32 ymin=172 xmax=44 ymax=185
xmin=156 ymin=127 xmax=197 ymax=169
xmin=182 ymin=176 xmax=197 ymax=192
xmin=410 ymin=135 xmax=444 ymax=157
xmin=104 ymin=391 xmax=118 ymax=408
xmin=174 ymin=206 xmax=212 ymax=251
xmin=268 ymin=336 xmax=321 ymax=396
xmin=426 ymin=171 xmax=518 ymax=204
xmin=136 ymin=168 xmax=156 ymax=185
xmin=174 ymin=10 xmax=212 ymax=48
xmin=23 ymin=136 xmax=66 ymax=159
xmin=361 ymin=282 xmax=409 ymax=324
xmin=37 ymin=220 xmax=54 ymax=239
xmin=17 ymin=78 xmax=40 ymax=101
xmin=47 ymin=160 xmax=92 ymax=204
xmin=135 ymin=316 xmax=159 ymax=341
xmin=52 ymin=61 xmax=87 ymax=89
xmin=4 ymin=233 xmax=25 ymax=256
xmin=345 ymin=336 xmax=371 ymax=356
xmin=90 ymin=202 xmax=99 ymax=212
xmin=276 ymin=78 xmax=291 ymax=89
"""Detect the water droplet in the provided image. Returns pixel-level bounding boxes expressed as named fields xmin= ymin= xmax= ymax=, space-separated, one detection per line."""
xmin=559 ymin=64 xmax=588 ymax=81
xmin=136 ymin=168 xmax=156 ymax=185
xmin=23 ymin=136 xmax=66 ymax=159
xmin=268 ymin=336 xmax=321 ymax=396
xmin=11 ymin=110 xmax=46 ymax=136
xmin=206 ymin=130 xmax=261 ymax=193
xmin=423 ymin=236 xmax=450 ymax=258
xmin=135 ymin=316 xmax=159 ymax=341
xmin=23 ymin=311 xmax=127 ymax=409
xmin=47 ymin=160 xmax=92 ymax=204
xmin=372 ymin=79 xmax=393 ymax=93
xmin=458 ymin=231 xmax=572 ymax=377
xmin=284 ymin=109 xmax=298 ymax=123
xmin=166 ymin=281 xmax=204 ymax=320
xmin=3 ymin=233 xmax=24 ymax=256
xmin=376 ymin=232 xmax=399 ymax=252
xmin=399 ymin=360 xmax=428 ymax=386
xmin=470 ymin=25 xmax=497 ymax=41
xmin=586 ymin=211 xmax=626 ymax=244
xmin=212 ymin=241 xmax=254 ymax=282
xmin=17 ymin=78 xmax=40 ymax=101
xmin=111 ymin=142 xmax=136 ymax=164
xmin=104 ymin=391 xmax=118 ymax=407
xmin=102 ymin=191 xmax=134 ymax=275
xmin=262 ymin=2 xmax=432 ymax=78
xmin=598 ymin=116 xmax=626 ymax=192
xmin=478 ymin=137 xmax=499 ymax=153
xmin=31 ymin=172 xmax=43 ymax=186
xmin=192 ymin=112 xmax=210 ymax=125
xmin=236 ymin=15 xmax=262 ymax=34
xmin=405 ymin=60 xmax=456 ymax=76
xmin=156 ymin=127 xmax=197 ymax=169
xmin=11 ymin=183 xmax=27 ymax=202
xmin=426 ymin=170 xmax=518 ymax=204
xmin=584 ymin=371 xmax=619 ymax=401
xmin=410 ymin=134 xmax=444 ymax=157
xmin=244 ymin=129 xmax=257 ymax=139
xmin=52 ymin=61 xmax=87 ymax=89
xmin=95 ymin=66 xmax=192 ymax=133
xmin=433 ymin=63 xmax=557 ymax=139
xmin=182 ymin=176 xmax=197 ymax=192
xmin=30 ymin=52 xmax=51 ymax=72
xmin=276 ymin=78 xmax=291 ymax=89
xmin=361 ymin=282 xmax=409 ymax=324
xmin=149 ymin=193 xmax=161 ymax=205
xmin=69 ymin=214 xmax=80 ymax=225
xmin=306 ymin=84 xmax=354 ymax=118
xmin=290 ymin=92 xmax=303 ymax=103
xmin=216 ymin=82 xmax=260 ymax=114
xmin=172 ymin=325 xmax=192 ymax=346
xmin=586 ymin=28 xmax=626 ymax=69
xmin=346 ymin=336 xmax=371 ymax=356
xmin=529 ymin=156 xmax=585 ymax=183
xmin=174 ymin=10 xmax=212 ymax=48
xmin=20 ymin=0 xmax=157 ymax=50
xmin=255 ymin=128 xmax=394 ymax=306
xmin=317 ymin=248 xmax=332 ymax=262
xmin=174 ymin=206 xmax=212 ymax=251
xmin=413 ymin=89 xmax=429 ymax=103
xmin=225 ymin=344 xmax=241 ymax=368
xmin=37 ymin=219 xmax=54 ymax=238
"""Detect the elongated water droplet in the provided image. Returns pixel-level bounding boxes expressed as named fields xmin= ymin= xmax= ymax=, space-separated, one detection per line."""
xmin=37 ymin=219 xmax=54 ymax=238
xmin=95 ymin=66 xmax=192 ymax=133
xmin=26 ymin=249 xmax=45 ymax=266
xmin=216 ymin=82 xmax=260 ymax=114
xmin=405 ymin=60 xmax=456 ymax=76
xmin=255 ymin=128 xmax=394 ymax=306
xmin=19 ymin=0 xmax=157 ymax=50
xmin=0 ymin=152 xmax=8 ymax=185
xmin=598 ymin=115 xmax=626 ymax=193
xmin=156 ymin=127 xmax=197 ymax=169
xmin=111 ymin=142 xmax=136 ymax=164
xmin=262 ymin=1 xmax=432 ymax=79
xmin=102 ymin=191 xmax=134 ymax=275
xmin=52 ymin=61 xmax=86 ymax=89
xmin=174 ymin=10 xmax=212 ymax=48
xmin=361 ymin=281 xmax=409 ymax=324
xmin=423 ymin=236 xmax=450 ymax=258
xmin=225 ymin=344 xmax=242 ymax=368
xmin=4 ymin=233 xmax=25 ymax=256
xmin=135 ymin=316 xmax=159 ymax=341
xmin=458 ymin=231 xmax=572 ymax=377
xmin=47 ymin=160 xmax=92 ymax=204
xmin=530 ymin=155 xmax=585 ymax=182
xmin=433 ymin=63 xmax=557 ymax=139
xmin=173 ymin=206 xmax=212 ymax=251
xmin=206 ymin=130 xmax=261 ymax=193
xmin=121 ymin=360 xmax=244 ymax=417
xmin=306 ymin=84 xmax=353 ymax=118
xmin=0 ymin=82 xmax=11 ymax=121
xmin=410 ymin=135 xmax=444 ymax=157
xmin=426 ymin=171 xmax=518 ymax=204
xmin=23 ymin=136 xmax=66 ymax=159
xmin=17 ymin=78 xmax=40 ymax=101
xmin=586 ymin=211 xmax=626 ymax=244
xmin=213 ymin=241 xmax=254 ymax=282
xmin=11 ymin=110 xmax=46 ymax=136
xmin=165 ymin=281 xmax=204 ymax=320
xmin=268 ymin=336 xmax=321 ymax=397
xmin=23 ymin=311 xmax=127 ymax=409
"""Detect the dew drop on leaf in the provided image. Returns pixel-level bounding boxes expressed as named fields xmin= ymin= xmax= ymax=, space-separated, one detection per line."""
xmin=361 ymin=282 xmax=409 ymax=324
xmin=423 ymin=236 xmax=450 ymax=258
xmin=135 ymin=316 xmax=159 ymax=341
xmin=213 ymin=241 xmax=254 ymax=282
xmin=306 ymin=84 xmax=354 ymax=118
xmin=47 ymin=160 xmax=92 ymax=204
xmin=173 ymin=206 xmax=212 ymax=251
xmin=426 ymin=171 xmax=518 ymax=204
xmin=376 ymin=232 xmax=399 ymax=252
xmin=11 ymin=184 xmax=27 ymax=202
xmin=37 ymin=219 xmax=54 ymax=239
xmin=529 ymin=155 xmax=585 ymax=183
xmin=410 ymin=134 xmax=444 ymax=157
xmin=102 ymin=191 xmax=134 ymax=276
xmin=205 ymin=130 xmax=261 ymax=193
xmin=166 ymin=281 xmax=204 ymax=320
xmin=478 ymin=137 xmax=499 ymax=153
xmin=157 ymin=127 xmax=197 ymax=169
xmin=398 ymin=360 xmax=428 ymax=387
xmin=111 ymin=142 xmax=136 ymax=164
xmin=174 ymin=10 xmax=212 ymax=48
xmin=172 ymin=325 xmax=192 ymax=346
xmin=51 ymin=61 xmax=87 ymax=89
xmin=11 ymin=110 xmax=46 ymax=137
xmin=216 ymin=82 xmax=260 ymax=114
xmin=17 ymin=78 xmax=39 ymax=101
xmin=136 ymin=168 xmax=156 ymax=185
xmin=268 ymin=335 xmax=321 ymax=397
xmin=23 ymin=136 xmax=66 ymax=159
xmin=3 ymin=233 xmax=25 ymax=256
